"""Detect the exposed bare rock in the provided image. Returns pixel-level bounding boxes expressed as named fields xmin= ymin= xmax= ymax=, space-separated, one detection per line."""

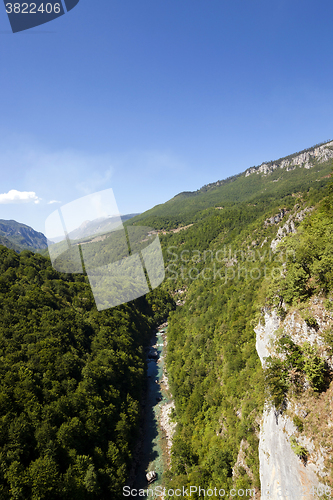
xmin=255 ymin=309 xmax=331 ymax=498
xmin=232 ymin=439 xmax=253 ymax=479
xmin=270 ymin=207 xmax=314 ymax=252
xmin=264 ymin=209 xmax=288 ymax=227
xmin=160 ymin=401 xmax=176 ymax=458
xmin=259 ymin=406 xmax=324 ymax=499
xmin=232 ymin=439 xmax=261 ymax=498
xmin=245 ymin=167 xmax=257 ymax=177
xmin=255 ymin=310 xmax=280 ymax=365
xmin=225 ymin=256 xmax=238 ymax=267
xmin=159 ymin=333 xmax=176 ymax=467
xmin=245 ymin=141 xmax=333 ymax=177
xmin=294 ymin=207 xmax=314 ymax=222
xmin=282 ymin=299 xmax=333 ymax=370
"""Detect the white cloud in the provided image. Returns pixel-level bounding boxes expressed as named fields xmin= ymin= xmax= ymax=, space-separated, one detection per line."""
xmin=0 ymin=189 xmax=41 ymax=204
xmin=0 ymin=135 xmax=189 ymax=227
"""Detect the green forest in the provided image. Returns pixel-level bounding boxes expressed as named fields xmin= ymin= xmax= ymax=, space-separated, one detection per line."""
xmin=153 ymin=161 xmax=333 ymax=498
xmin=0 ymin=247 xmax=174 ymax=499
xmin=1 ymin=143 xmax=333 ymax=499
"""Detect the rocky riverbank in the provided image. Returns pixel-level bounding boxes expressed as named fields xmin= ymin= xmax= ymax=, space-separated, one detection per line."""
xmin=159 ymin=332 xmax=177 ymax=464
xmin=126 ymin=320 xmax=175 ymax=495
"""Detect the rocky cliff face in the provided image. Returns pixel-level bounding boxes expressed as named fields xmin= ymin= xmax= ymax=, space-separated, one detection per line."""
xmin=258 ymin=406 xmax=322 ymax=500
xmin=255 ymin=308 xmax=331 ymax=499
xmin=255 ymin=310 xmax=280 ymax=365
xmin=245 ymin=141 xmax=333 ymax=177
xmin=268 ymin=207 xmax=314 ymax=252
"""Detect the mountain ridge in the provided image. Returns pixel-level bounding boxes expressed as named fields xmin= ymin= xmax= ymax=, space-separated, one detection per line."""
xmin=175 ymin=139 xmax=333 ymax=198
xmin=0 ymin=140 xmax=333 ymax=497
xmin=0 ymin=214 xmax=141 ymax=253
xmin=0 ymin=219 xmax=48 ymax=251
xmin=129 ymin=139 xmax=333 ymax=229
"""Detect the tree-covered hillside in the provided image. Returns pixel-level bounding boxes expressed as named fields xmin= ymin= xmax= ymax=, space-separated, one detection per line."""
xmin=129 ymin=140 xmax=333 ymax=230
xmin=0 ymin=220 xmax=48 ymax=252
xmin=260 ymin=191 xmax=333 ymax=487
xmin=1 ymin=142 xmax=333 ymax=499
xmin=157 ymin=169 xmax=333 ymax=497
xmin=0 ymin=247 xmax=174 ymax=499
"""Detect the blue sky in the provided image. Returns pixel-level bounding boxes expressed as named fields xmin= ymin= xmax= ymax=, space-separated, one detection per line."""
xmin=0 ymin=0 xmax=333 ymax=233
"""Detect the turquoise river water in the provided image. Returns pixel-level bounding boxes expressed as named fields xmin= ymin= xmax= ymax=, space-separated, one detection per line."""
xmin=132 ymin=326 xmax=172 ymax=498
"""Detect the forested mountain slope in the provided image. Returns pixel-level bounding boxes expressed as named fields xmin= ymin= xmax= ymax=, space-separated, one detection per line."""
xmin=0 ymin=215 xmax=140 ymax=255
xmin=1 ymin=141 xmax=333 ymax=499
xmin=0 ymin=233 xmax=22 ymax=253
xmin=0 ymin=220 xmax=48 ymax=252
xmin=258 ymin=191 xmax=333 ymax=494
xmin=130 ymin=140 xmax=333 ymax=230
xmin=0 ymin=247 xmax=174 ymax=499
xmin=155 ymin=153 xmax=333 ymax=498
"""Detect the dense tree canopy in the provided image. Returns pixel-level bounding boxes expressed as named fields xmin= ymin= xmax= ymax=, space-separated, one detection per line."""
xmin=0 ymin=247 xmax=174 ymax=499
xmin=1 ymin=154 xmax=333 ymax=499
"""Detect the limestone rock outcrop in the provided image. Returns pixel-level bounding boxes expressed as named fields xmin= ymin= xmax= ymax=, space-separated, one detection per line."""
xmin=245 ymin=141 xmax=333 ymax=178
xmin=255 ymin=310 xmax=329 ymax=499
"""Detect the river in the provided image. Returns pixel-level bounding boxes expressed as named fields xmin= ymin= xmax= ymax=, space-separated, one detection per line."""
xmin=131 ymin=323 xmax=175 ymax=498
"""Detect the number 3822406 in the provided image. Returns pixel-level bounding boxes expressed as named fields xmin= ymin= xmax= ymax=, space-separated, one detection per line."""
xmin=5 ymin=3 xmax=61 ymax=14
